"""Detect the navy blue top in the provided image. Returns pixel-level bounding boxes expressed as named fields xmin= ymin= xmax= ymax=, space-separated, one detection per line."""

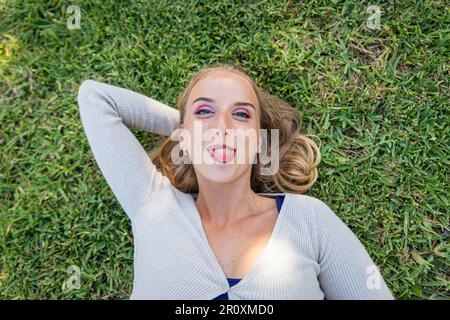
xmin=212 ymin=194 xmax=285 ymax=300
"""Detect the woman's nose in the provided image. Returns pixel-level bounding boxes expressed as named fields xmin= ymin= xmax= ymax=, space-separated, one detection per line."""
xmin=214 ymin=128 xmax=230 ymax=136
xmin=212 ymin=113 xmax=233 ymax=135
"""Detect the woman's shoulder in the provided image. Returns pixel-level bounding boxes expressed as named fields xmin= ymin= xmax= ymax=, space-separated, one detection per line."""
xmin=284 ymin=192 xmax=334 ymax=212
xmin=283 ymin=193 xmax=363 ymax=258
xmin=283 ymin=193 xmax=344 ymax=227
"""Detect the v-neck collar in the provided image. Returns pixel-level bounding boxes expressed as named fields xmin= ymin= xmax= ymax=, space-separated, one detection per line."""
xmin=184 ymin=192 xmax=291 ymax=289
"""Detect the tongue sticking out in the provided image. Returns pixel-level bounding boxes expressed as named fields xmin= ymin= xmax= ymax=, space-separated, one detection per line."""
xmin=211 ymin=148 xmax=235 ymax=163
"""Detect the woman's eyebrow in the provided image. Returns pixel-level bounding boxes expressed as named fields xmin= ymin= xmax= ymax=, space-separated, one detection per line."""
xmin=192 ymin=97 xmax=256 ymax=110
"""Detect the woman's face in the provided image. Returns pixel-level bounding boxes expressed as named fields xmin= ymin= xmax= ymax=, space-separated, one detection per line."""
xmin=179 ymin=70 xmax=261 ymax=184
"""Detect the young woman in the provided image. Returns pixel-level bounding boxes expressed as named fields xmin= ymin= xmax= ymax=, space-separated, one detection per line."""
xmin=77 ymin=63 xmax=394 ymax=300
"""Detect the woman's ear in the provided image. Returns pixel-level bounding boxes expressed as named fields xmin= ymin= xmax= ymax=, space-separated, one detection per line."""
xmin=177 ymin=127 xmax=184 ymax=149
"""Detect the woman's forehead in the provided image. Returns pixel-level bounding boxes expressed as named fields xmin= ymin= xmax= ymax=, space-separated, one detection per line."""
xmin=189 ymin=71 xmax=258 ymax=108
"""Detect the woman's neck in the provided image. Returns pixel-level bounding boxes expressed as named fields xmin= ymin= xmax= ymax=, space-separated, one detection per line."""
xmin=194 ymin=178 xmax=274 ymax=229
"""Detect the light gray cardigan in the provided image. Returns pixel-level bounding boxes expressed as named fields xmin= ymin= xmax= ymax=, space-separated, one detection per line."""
xmin=77 ymin=79 xmax=394 ymax=300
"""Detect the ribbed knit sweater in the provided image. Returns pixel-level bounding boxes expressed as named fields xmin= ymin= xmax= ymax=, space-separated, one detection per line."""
xmin=77 ymin=79 xmax=394 ymax=300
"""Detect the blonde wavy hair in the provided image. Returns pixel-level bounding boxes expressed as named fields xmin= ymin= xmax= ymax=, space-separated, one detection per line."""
xmin=150 ymin=63 xmax=321 ymax=194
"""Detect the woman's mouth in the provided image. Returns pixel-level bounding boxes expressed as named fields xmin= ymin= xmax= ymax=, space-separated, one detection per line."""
xmin=207 ymin=144 xmax=236 ymax=163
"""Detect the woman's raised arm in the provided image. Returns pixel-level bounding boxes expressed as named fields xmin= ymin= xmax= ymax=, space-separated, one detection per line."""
xmin=77 ymin=79 xmax=180 ymax=218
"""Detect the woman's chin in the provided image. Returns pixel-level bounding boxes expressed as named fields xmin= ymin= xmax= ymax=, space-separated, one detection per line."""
xmin=195 ymin=165 xmax=242 ymax=183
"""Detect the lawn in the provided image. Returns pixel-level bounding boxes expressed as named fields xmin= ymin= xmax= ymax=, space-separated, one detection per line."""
xmin=0 ymin=0 xmax=448 ymax=299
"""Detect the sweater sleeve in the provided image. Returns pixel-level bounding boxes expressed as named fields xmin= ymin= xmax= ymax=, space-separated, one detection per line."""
xmin=77 ymin=79 xmax=180 ymax=217
xmin=310 ymin=198 xmax=395 ymax=300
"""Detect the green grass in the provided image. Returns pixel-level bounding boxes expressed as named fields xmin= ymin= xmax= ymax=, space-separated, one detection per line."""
xmin=1 ymin=0 xmax=448 ymax=299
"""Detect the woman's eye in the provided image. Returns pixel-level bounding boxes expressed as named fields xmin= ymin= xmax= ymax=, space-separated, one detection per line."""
xmin=234 ymin=111 xmax=250 ymax=119
xmin=194 ymin=107 xmax=250 ymax=119
xmin=195 ymin=109 xmax=212 ymax=115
